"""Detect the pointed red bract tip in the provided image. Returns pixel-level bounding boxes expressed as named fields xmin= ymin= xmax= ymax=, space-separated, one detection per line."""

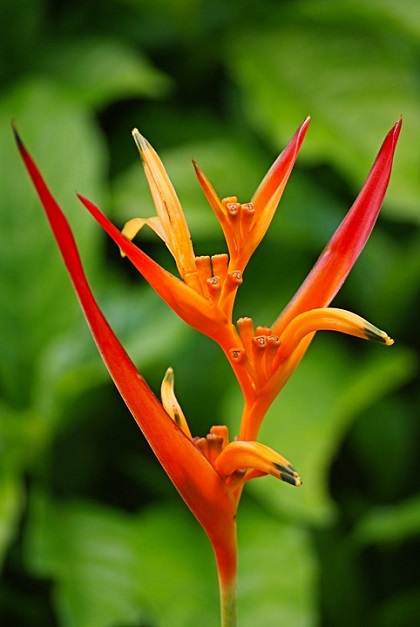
xmin=12 ymin=121 xmax=23 ymax=149
xmin=274 ymin=118 xmax=402 ymax=334
xmin=252 ymin=116 xmax=310 ymax=213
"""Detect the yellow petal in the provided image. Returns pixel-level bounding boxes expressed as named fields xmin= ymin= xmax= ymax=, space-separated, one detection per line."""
xmin=215 ymin=440 xmax=302 ymax=487
xmin=273 ymin=307 xmax=393 ymax=368
xmin=120 ymin=216 xmax=167 ymax=257
xmin=161 ymin=367 xmax=192 ymax=439
xmin=132 ymin=129 xmax=196 ymax=278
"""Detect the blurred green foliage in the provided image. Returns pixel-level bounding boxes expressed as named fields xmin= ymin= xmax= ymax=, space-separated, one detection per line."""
xmin=1 ymin=0 xmax=419 ymax=625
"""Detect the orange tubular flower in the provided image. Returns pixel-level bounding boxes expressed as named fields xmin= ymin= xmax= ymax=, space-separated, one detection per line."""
xmin=16 ymin=116 xmax=401 ymax=627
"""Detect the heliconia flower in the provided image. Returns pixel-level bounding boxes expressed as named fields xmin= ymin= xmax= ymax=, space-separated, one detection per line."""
xmin=77 ymin=118 xmax=400 ymax=441
xmin=15 ymin=126 xmax=310 ymax=627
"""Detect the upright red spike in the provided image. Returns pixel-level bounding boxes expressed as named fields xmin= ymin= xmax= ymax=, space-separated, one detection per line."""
xmin=274 ymin=119 xmax=402 ymax=335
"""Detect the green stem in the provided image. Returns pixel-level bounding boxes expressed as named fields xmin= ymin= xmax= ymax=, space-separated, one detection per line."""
xmin=220 ymin=575 xmax=237 ymax=627
xmin=213 ymin=520 xmax=238 ymax=627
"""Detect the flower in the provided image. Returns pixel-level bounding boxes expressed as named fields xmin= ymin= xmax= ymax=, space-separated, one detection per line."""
xmin=15 ymin=117 xmax=401 ymax=626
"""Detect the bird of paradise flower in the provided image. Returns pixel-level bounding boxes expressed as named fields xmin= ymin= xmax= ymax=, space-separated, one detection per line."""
xmin=15 ymin=116 xmax=400 ymax=626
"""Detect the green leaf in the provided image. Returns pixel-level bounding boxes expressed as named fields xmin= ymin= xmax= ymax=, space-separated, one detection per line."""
xmin=0 ymin=78 xmax=106 ymax=405
xmin=371 ymin=588 xmax=420 ymax=627
xmin=31 ymin=286 xmax=188 ymax=422
xmin=25 ymin=495 xmax=318 ymax=627
xmin=346 ymin=395 xmax=416 ymax=502
xmin=25 ymin=497 xmax=219 ymax=626
xmin=0 ymin=472 xmax=23 ymax=570
xmin=0 ymin=402 xmax=47 ymax=568
xmin=129 ymin=502 xmax=317 ymax=626
xmin=354 ymin=494 xmax=420 ymax=546
xmin=227 ymin=17 xmax=420 ymax=222
xmin=300 ymin=0 xmax=420 ymax=41
xmin=38 ymin=38 xmax=171 ymax=108
xmin=237 ymin=502 xmax=318 ymax=627
xmin=227 ymin=340 xmax=415 ymax=525
xmin=129 ymin=505 xmax=219 ymax=626
xmin=0 ymin=0 xmax=45 ymax=85
xmin=26 ymin=497 xmax=150 ymax=627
